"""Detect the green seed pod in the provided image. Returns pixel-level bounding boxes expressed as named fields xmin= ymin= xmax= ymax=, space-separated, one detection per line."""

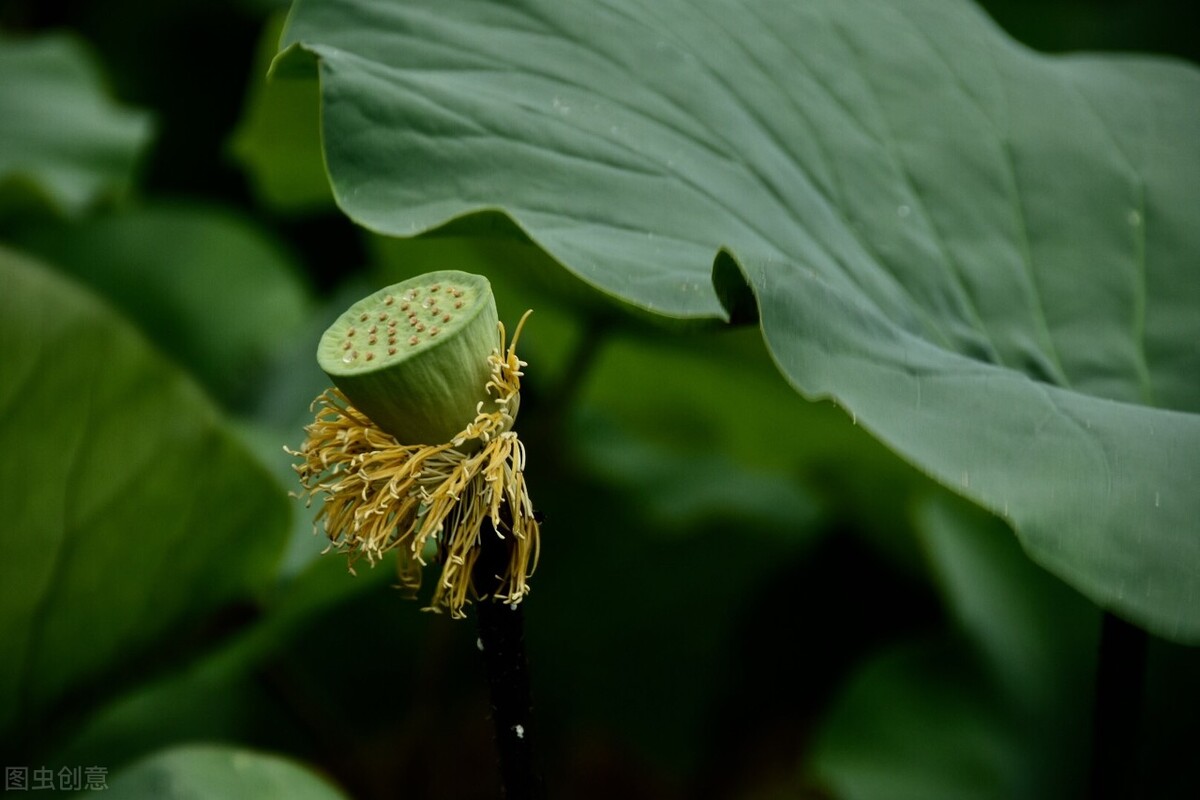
xmin=317 ymin=270 xmax=500 ymax=445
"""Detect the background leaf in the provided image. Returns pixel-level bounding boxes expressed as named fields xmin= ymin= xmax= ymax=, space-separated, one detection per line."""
xmin=11 ymin=203 xmax=313 ymax=408
xmin=0 ymin=247 xmax=289 ymax=752
xmin=0 ymin=33 xmax=151 ymax=216
xmin=810 ymin=493 xmax=1099 ymax=800
xmin=49 ymin=557 xmax=392 ymax=786
xmin=280 ymin=0 xmax=1200 ymax=641
xmin=229 ymin=10 xmax=333 ymax=214
xmin=99 ymin=744 xmax=348 ymax=800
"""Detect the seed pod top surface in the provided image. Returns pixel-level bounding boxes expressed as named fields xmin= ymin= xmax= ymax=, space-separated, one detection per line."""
xmin=317 ymin=270 xmax=499 ymax=444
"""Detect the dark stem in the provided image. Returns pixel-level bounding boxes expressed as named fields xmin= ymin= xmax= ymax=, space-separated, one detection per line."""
xmin=473 ymin=515 xmax=545 ymax=800
xmin=1088 ymin=612 xmax=1147 ymax=800
xmin=475 ymin=598 xmax=543 ymax=799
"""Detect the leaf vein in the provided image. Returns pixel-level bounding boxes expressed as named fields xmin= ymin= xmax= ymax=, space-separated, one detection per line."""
xmin=905 ymin=19 xmax=1072 ymax=387
xmin=825 ymin=10 xmax=1008 ymax=368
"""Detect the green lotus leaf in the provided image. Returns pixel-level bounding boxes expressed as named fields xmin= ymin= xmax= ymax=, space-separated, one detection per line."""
xmin=279 ymin=0 xmax=1200 ymax=640
xmin=0 ymin=33 xmax=152 ymax=217
xmin=102 ymin=744 xmax=348 ymax=800
xmin=0 ymin=247 xmax=289 ymax=747
xmin=230 ymin=10 xmax=333 ymax=213
xmin=12 ymin=203 xmax=313 ymax=407
xmin=810 ymin=493 xmax=1100 ymax=799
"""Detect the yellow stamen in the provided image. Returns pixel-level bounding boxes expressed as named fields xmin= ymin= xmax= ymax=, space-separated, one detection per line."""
xmin=286 ymin=314 xmax=540 ymax=619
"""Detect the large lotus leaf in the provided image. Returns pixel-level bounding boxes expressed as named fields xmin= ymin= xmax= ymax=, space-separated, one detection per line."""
xmin=0 ymin=33 xmax=152 ymax=216
xmin=279 ymin=0 xmax=1200 ymax=640
xmin=0 ymin=247 xmax=289 ymax=747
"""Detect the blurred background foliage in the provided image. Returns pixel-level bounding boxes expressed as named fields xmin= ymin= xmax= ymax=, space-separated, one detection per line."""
xmin=0 ymin=0 xmax=1197 ymax=798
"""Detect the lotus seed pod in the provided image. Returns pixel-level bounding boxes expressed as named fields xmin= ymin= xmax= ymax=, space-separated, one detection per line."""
xmin=317 ymin=271 xmax=500 ymax=445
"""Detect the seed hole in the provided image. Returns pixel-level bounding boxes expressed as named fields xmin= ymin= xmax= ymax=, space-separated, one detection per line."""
xmin=347 ymin=327 xmax=356 ymax=337
xmin=442 ymin=314 xmax=451 ymax=323
xmin=455 ymin=300 xmax=463 ymax=308
xmin=378 ymin=312 xmax=388 ymax=321
xmin=342 ymin=341 xmax=352 ymax=350
xmin=384 ymin=295 xmax=394 ymax=305
xmin=359 ymin=313 xmax=369 ymax=322
xmin=409 ymin=336 xmax=419 ymax=345
xmin=365 ymin=352 xmax=374 ymax=361
xmin=368 ymin=335 xmax=377 ymax=345
xmin=388 ymin=347 xmax=397 ymax=355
